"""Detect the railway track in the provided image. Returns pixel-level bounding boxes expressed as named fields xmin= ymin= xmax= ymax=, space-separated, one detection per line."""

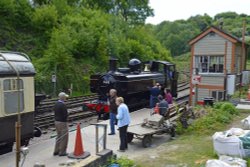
xmin=34 ymin=94 xmax=99 ymax=129
xmin=35 ymin=94 xmax=98 ymax=114
xmin=34 ymin=82 xmax=191 ymax=130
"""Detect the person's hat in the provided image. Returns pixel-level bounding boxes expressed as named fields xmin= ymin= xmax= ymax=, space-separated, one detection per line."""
xmin=58 ymin=92 xmax=69 ymax=98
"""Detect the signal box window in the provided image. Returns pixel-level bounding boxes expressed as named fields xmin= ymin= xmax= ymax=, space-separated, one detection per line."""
xmin=195 ymin=56 xmax=224 ymax=73
xmin=211 ymin=90 xmax=225 ymax=101
xmin=3 ymin=79 xmax=24 ymax=114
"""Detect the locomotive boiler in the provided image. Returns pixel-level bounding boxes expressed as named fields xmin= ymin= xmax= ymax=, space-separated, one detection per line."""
xmin=85 ymin=58 xmax=178 ymax=118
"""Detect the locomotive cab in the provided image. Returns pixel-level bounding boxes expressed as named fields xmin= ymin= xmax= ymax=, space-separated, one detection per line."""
xmin=149 ymin=61 xmax=178 ymax=97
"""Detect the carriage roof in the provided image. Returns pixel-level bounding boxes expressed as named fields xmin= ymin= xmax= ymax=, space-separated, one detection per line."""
xmin=0 ymin=51 xmax=35 ymax=76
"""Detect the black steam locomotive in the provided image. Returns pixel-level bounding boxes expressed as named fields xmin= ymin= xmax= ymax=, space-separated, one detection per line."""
xmin=85 ymin=58 xmax=178 ymax=117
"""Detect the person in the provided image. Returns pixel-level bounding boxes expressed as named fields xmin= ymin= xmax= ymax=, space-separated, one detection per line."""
xmin=158 ymin=95 xmax=169 ymax=116
xmin=53 ymin=92 xmax=69 ymax=156
xmin=149 ymin=83 xmax=161 ymax=108
xmin=116 ymin=97 xmax=131 ymax=152
xmin=164 ymin=88 xmax=173 ymax=105
xmin=179 ymin=101 xmax=195 ymax=128
xmin=108 ymin=89 xmax=118 ymax=135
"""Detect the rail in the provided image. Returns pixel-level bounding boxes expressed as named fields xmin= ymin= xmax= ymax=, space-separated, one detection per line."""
xmin=34 ymin=82 xmax=190 ymax=130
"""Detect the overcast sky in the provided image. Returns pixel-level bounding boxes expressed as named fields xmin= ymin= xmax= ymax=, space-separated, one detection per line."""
xmin=146 ymin=0 xmax=250 ymax=24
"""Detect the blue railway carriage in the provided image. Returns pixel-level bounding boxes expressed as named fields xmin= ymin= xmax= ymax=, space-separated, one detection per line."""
xmin=0 ymin=51 xmax=38 ymax=154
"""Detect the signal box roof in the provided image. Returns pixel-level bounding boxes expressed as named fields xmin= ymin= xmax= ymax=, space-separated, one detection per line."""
xmin=0 ymin=51 xmax=36 ymax=76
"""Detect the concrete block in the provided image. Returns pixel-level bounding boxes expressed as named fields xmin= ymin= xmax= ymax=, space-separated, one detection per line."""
xmin=147 ymin=114 xmax=164 ymax=127
xmin=72 ymin=149 xmax=114 ymax=167
xmin=96 ymin=149 xmax=113 ymax=156
xmin=33 ymin=162 xmax=45 ymax=167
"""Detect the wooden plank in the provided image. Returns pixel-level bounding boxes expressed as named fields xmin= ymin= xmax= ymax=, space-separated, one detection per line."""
xmin=127 ymin=124 xmax=162 ymax=136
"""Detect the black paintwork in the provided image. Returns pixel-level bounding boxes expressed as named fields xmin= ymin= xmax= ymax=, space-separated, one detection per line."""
xmin=0 ymin=112 xmax=34 ymax=145
xmin=90 ymin=60 xmax=178 ymax=108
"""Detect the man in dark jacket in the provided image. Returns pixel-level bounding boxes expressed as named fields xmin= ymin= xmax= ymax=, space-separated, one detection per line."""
xmin=149 ymin=83 xmax=161 ymax=108
xmin=53 ymin=92 xmax=69 ymax=156
xmin=108 ymin=89 xmax=118 ymax=135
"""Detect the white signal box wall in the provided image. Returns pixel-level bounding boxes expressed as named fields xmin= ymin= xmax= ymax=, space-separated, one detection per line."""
xmin=242 ymin=71 xmax=250 ymax=86
xmin=227 ymin=75 xmax=236 ymax=95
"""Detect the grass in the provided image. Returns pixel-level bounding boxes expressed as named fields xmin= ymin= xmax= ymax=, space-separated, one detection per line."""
xmin=134 ymin=134 xmax=216 ymax=167
xmin=173 ymin=53 xmax=191 ymax=82
xmin=134 ymin=106 xmax=250 ymax=167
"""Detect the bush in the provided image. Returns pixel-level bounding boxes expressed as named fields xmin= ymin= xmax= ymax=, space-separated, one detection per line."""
xmin=177 ymin=102 xmax=238 ymax=134
xmin=108 ymin=156 xmax=136 ymax=167
xmin=220 ymin=102 xmax=238 ymax=115
xmin=213 ymin=102 xmax=224 ymax=109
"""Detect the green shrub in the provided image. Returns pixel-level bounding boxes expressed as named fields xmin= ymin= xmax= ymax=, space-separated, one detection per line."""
xmin=247 ymin=158 xmax=250 ymax=167
xmin=213 ymin=109 xmax=232 ymax=123
xmin=213 ymin=102 xmax=224 ymax=109
xmin=109 ymin=156 xmax=136 ymax=167
xmin=220 ymin=102 xmax=238 ymax=115
xmin=178 ymin=102 xmax=237 ymax=134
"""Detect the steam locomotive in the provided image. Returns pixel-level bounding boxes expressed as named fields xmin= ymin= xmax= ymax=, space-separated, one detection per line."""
xmin=84 ymin=58 xmax=178 ymax=118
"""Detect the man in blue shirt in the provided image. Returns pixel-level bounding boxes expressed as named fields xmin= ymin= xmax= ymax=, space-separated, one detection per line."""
xmin=116 ymin=97 xmax=131 ymax=152
xmin=149 ymin=83 xmax=161 ymax=108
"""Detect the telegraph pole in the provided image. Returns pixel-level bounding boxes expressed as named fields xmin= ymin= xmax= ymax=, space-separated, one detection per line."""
xmin=194 ymin=68 xmax=199 ymax=105
xmin=52 ymin=65 xmax=57 ymax=98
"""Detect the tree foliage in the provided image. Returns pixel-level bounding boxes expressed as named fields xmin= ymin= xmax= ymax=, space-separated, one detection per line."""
xmin=152 ymin=13 xmax=250 ymax=57
xmin=80 ymin=0 xmax=154 ymax=25
xmin=1 ymin=1 xmax=250 ymax=96
xmin=0 ymin=1 xmax=166 ymax=95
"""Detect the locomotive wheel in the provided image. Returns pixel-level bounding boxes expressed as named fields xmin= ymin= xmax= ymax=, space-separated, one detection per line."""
xmin=34 ymin=126 xmax=42 ymax=137
xmin=142 ymin=135 xmax=152 ymax=148
xmin=103 ymin=113 xmax=109 ymax=120
xmin=127 ymin=133 xmax=134 ymax=143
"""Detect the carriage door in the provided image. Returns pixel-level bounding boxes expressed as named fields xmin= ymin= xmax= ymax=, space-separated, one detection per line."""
xmin=3 ymin=79 xmax=24 ymax=114
xmin=167 ymin=65 xmax=178 ymax=97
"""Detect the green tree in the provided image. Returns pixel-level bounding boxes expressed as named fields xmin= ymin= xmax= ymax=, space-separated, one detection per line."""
xmin=81 ymin=0 xmax=153 ymax=25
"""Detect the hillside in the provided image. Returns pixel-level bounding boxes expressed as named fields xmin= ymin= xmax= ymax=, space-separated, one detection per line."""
xmin=0 ymin=1 xmax=249 ymax=95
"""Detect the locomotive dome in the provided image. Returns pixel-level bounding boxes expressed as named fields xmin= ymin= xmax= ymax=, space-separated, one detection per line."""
xmin=128 ymin=58 xmax=141 ymax=73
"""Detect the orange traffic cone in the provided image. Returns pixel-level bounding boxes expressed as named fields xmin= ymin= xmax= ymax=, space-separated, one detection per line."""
xmin=68 ymin=123 xmax=90 ymax=159
xmin=154 ymin=103 xmax=159 ymax=114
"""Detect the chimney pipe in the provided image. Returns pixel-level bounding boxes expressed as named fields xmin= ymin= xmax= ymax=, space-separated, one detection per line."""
xmin=109 ymin=57 xmax=118 ymax=72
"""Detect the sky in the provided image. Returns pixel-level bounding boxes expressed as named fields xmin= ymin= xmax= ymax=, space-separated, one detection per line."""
xmin=146 ymin=0 xmax=250 ymax=25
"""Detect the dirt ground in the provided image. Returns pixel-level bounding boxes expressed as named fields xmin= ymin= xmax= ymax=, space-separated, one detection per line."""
xmin=129 ymin=110 xmax=250 ymax=167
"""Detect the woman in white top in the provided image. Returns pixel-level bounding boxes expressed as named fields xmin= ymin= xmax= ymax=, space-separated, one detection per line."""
xmin=116 ymin=97 xmax=131 ymax=152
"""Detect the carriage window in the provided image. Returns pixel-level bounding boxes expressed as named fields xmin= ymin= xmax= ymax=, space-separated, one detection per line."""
xmin=3 ymin=79 xmax=24 ymax=114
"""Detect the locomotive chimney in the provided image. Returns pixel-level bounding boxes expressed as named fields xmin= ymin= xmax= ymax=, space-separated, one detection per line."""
xmin=109 ymin=57 xmax=118 ymax=72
